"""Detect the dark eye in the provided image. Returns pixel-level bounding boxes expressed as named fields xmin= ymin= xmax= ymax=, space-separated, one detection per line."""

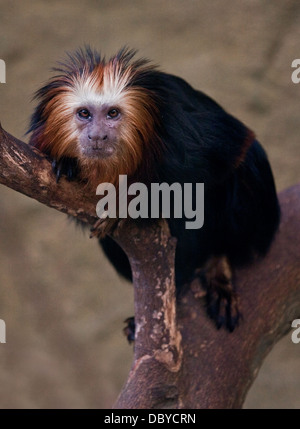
xmin=107 ymin=108 xmax=120 ymax=119
xmin=77 ymin=109 xmax=92 ymax=120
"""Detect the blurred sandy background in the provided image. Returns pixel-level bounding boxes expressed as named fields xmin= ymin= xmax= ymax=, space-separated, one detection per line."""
xmin=0 ymin=0 xmax=299 ymax=409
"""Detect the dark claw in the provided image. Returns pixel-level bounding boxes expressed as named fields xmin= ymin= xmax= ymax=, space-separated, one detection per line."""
xmin=123 ymin=317 xmax=135 ymax=344
xmin=67 ymin=164 xmax=74 ymax=181
xmin=51 ymin=159 xmax=62 ymax=182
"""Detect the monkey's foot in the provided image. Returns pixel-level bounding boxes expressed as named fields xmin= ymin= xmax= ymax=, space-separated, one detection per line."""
xmin=202 ymin=256 xmax=241 ymax=332
xmin=123 ymin=317 xmax=135 ymax=344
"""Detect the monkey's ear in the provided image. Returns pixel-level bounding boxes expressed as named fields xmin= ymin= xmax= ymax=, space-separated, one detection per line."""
xmin=51 ymin=157 xmax=80 ymax=183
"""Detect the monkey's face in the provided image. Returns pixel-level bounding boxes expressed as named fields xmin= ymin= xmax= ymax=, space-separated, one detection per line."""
xmin=29 ymin=49 xmax=161 ymax=185
xmin=75 ymin=104 xmax=122 ymax=159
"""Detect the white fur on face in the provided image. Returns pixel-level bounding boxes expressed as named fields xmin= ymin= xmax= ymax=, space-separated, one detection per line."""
xmin=67 ymin=66 xmax=133 ymax=111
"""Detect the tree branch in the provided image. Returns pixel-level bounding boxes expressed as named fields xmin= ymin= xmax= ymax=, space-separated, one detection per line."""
xmin=0 ymin=124 xmax=299 ymax=409
xmin=0 ymin=124 xmax=97 ymax=225
xmin=114 ymin=184 xmax=300 ymax=409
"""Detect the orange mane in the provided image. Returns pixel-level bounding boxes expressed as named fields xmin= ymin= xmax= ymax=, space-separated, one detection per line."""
xmin=29 ymin=48 xmax=163 ymax=188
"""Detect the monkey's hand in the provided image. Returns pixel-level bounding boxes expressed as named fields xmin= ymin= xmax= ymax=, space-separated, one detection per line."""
xmin=52 ymin=157 xmax=80 ymax=182
xmin=90 ymin=217 xmax=119 ymax=239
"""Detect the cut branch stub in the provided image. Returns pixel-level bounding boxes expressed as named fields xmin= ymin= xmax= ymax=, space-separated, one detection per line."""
xmin=113 ymin=219 xmax=183 ymax=408
xmin=113 ymin=219 xmax=182 ymax=367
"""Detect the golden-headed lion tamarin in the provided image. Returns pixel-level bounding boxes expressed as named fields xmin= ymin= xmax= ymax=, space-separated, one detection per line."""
xmin=28 ymin=47 xmax=280 ymax=333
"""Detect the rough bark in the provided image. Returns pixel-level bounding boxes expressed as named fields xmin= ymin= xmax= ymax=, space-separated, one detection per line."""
xmin=0 ymin=124 xmax=299 ymax=409
xmin=114 ymin=184 xmax=300 ymax=408
xmin=0 ymin=124 xmax=98 ymax=225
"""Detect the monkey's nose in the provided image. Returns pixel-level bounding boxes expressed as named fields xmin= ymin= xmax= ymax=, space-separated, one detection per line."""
xmin=88 ymin=134 xmax=108 ymax=141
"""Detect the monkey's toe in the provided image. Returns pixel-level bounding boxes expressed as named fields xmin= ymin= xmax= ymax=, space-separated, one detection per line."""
xmin=123 ymin=316 xmax=135 ymax=344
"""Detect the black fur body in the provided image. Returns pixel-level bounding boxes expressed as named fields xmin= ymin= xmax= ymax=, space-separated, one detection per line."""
xmin=100 ymin=72 xmax=280 ymax=291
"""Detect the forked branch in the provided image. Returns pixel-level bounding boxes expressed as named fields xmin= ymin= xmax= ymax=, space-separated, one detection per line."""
xmin=0 ymin=124 xmax=299 ymax=408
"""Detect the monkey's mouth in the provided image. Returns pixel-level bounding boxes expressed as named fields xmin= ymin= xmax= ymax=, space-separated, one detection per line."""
xmin=82 ymin=143 xmax=116 ymax=159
